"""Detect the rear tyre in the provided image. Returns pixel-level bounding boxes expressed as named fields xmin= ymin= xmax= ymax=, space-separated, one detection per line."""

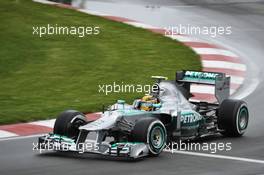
xmin=131 ymin=118 xmax=167 ymax=156
xmin=53 ymin=110 xmax=87 ymax=140
xmin=218 ymin=99 xmax=249 ymax=137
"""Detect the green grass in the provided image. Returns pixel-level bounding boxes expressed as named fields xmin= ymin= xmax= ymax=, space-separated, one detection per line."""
xmin=0 ymin=0 xmax=201 ymax=124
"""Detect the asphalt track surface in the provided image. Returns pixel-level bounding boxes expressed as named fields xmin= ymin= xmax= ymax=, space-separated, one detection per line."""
xmin=1 ymin=0 xmax=264 ymax=174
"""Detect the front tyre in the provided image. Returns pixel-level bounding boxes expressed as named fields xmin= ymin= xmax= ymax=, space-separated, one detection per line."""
xmin=218 ymin=99 xmax=249 ymax=137
xmin=53 ymin=110 xmax=87 ymax=140
xmin=131 ymin=118 xmax=167 ymax=156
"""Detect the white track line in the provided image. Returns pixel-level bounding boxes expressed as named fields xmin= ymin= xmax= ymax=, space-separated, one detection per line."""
xmin=0 ymin=134 xmax=43 ymax=141
xmin=167 ymin=35 xmax=204 ymax=42
xmin=163 ymin=150 xmax=264 ymax=165
xmin=33 ymin=0 xmax=58 ymax=5
xmin=202 ymin=60 xmax=247 ymax=71
xmin=0 ymin=130 xmax=18 ymax=138
xmin=77 ymin=9 xmax=109 ymax=16
xmin=193 ymin=48 xmax=238 ymax=57
xmin=124 ymin=21 xmax=159 ymax=29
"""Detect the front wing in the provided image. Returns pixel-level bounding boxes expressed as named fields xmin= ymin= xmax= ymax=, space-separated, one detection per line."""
xmin=37 ymin=134 xmax=149 ymax=159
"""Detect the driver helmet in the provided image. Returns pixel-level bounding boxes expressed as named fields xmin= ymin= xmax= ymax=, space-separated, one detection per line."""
xmin=140 ymin=95 xmax=160 ymax=111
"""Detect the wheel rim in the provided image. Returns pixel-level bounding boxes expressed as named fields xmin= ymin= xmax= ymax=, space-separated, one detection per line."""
xmin=150 ymin=125 xmax=165 ymax=149
xmin=238 ymin=107 xmax=249 ymax=130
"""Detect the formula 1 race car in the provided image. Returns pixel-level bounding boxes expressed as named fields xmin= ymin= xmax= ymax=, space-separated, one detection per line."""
xmin=38 ymin=70 xmax=249 ymax=159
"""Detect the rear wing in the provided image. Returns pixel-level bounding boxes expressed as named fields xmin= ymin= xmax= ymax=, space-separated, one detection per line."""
xmin=176 ymin=70 xmax=230 ymax=103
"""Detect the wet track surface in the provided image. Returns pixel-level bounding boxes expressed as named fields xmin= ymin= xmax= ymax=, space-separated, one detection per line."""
xmin=1 ymin=0 xmax=264 ymax=174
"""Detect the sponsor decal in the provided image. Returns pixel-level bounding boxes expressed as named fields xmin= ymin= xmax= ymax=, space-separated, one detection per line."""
xmin=184 ymin=71 xmax=220 ymax=81
xmin=181 ymin=112 xmax=203 ymax=124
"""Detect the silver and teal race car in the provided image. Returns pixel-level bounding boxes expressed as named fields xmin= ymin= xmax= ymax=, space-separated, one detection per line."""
xmin=38 ymin=70 xmax=249 ymax=159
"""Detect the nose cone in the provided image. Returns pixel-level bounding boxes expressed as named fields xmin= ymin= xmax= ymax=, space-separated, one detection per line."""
xmin=79 ymin=111 xmax=121 ymax=131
